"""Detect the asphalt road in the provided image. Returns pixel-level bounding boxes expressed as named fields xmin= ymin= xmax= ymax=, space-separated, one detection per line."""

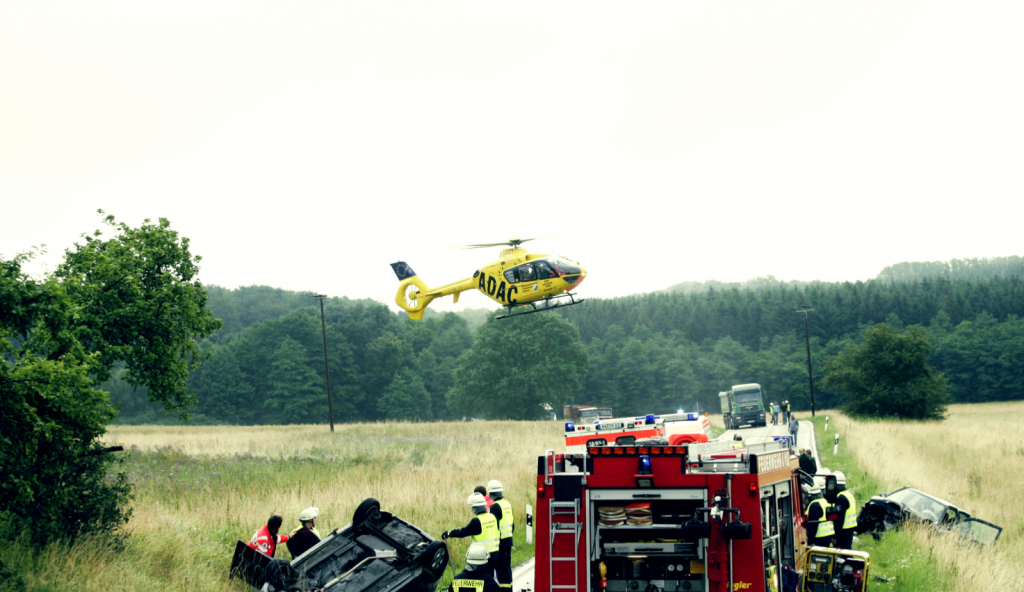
xmin=719 ymin=419 xmax=792 ymax=446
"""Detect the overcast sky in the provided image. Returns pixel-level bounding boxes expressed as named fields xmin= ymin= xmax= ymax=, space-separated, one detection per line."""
xmin=3 ymin=1 xmax=1022 ymax=315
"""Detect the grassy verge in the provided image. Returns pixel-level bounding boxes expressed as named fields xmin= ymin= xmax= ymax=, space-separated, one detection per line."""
xmin=806 ymin=414 xmax=953 ymax=592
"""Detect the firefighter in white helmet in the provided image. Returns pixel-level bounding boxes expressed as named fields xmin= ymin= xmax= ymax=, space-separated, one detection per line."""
xmin=443 ymin=493 xmax=500 ymax=577
xmin=831 ymin=471 xmax=858 ymax=549
xmin=450 ymin=543 xmax=500 ymax=592
xmin=804 ymin=478 xmax=835 ymax=547
xmin=487 ymin=480 xmax=514 ymax=590
xmin=287 ymin=506 xmax=323 ymax=559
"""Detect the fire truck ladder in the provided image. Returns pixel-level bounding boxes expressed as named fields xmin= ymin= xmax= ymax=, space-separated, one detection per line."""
xmin=549 ymin=498 xmax=582 ymax=592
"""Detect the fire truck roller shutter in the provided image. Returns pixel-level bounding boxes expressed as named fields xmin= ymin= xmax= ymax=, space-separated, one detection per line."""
xmin=553 ymin=474 xmax=584 ymax=501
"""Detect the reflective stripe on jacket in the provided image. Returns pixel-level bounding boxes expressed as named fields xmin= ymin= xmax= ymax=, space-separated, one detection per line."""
xmin=839 ymin=490 xmax=858 ymax=530
xmin=494 ymin=499 xmax=514 ymax=539
xmin=806 ymin=498 xmax=835 ymax=537
xmin=472 ymin=512 xmax=500 ymax=553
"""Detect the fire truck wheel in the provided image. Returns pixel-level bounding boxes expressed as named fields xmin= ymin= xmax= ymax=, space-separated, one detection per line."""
xmin=353 ymin=498 xmax=382 ymax=526
xmin=416 ymin=540 xmax=449 ymax=580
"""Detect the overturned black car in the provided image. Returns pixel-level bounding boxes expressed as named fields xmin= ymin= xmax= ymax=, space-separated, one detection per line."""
xmin=231 ymin=499 xmax=450 ymax=592
xmin=856 ymin=487 xmax=1002 ymax=545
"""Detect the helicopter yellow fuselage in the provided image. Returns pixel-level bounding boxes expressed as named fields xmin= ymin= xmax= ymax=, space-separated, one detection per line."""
xmin=391 ymin=248 xmax=586 ymax=319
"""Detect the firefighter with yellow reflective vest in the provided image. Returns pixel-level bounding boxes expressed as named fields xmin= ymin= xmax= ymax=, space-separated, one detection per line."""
xmin=831 ymin=471 xmax=858 ymax=549
xmin=443 ymin=493 xmax=500 ymax=578
xmin=487 ymin=480 xmax=514 ymax=590
xmin=450 ymin=543 xmax=500 ymax=592
xmin=803 ymin=478 xmax=835 ymax=547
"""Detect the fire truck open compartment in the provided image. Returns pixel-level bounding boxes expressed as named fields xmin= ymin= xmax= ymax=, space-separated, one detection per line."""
xmin=535 ymin=439 xmax=825 ymax=592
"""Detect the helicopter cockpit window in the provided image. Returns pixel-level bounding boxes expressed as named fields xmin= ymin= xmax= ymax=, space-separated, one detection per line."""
xmin=517 ymin=264 xmax=536 ymax=282
xmin=503 ymin=269 xmax=517 ymax=283
xmin=549 ymin=257 xmax=581 ymax=277
xmin=534 ymin=261 xmax=558 ymax=278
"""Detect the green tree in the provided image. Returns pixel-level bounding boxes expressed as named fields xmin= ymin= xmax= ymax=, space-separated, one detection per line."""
xmin=448 ymin=314 xmax=589 ymax=419
xmin=378 ymin=368 xmax=432 ymax=420
xmin=264 ymin=337 xmax=325 ymax=424
xmin=0 ymin=214 xmax=221 ymax=544
xmin=822 ymin=323 xmax=950 ymax=419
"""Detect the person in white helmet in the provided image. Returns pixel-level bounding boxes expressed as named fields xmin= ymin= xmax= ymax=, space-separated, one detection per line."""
xmin=486 ymin=480 xmax=514 ymax=590
xmin=443 ymin=493 xmax=500 ymax=578
xmin=804 ymin=478 xmax=835 ymax=547
xmin=287 ymin=506 xmax=323 ymax=558
xmin=831 ymin=472 xmax=858 ymax=550
xmin=450 ymin=543 xmax=500 ymax=592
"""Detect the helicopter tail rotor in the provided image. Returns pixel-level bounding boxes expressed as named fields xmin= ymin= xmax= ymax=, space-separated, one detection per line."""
xmin=394 ymin=275 xmax=433 ymax=320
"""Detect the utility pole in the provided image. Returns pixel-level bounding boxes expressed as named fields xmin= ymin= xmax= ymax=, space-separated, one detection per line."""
xmin=796 ymin=304 xmax=816 ymax=417
xmin=313 ymin=294 xmax=335 ymax=432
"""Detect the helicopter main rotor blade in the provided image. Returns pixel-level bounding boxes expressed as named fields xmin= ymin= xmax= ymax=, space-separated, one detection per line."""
xmin=434 ymin=242 xmax=511 ymax=251
xmin=434 ymin=229 xmax=581 ymax=251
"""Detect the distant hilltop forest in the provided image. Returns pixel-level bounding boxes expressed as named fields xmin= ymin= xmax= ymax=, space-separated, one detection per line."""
xmin=108 ymin=255 xmax=1024 ymax=424
xmin=663 ymin=255 xmax=1024 ymax=294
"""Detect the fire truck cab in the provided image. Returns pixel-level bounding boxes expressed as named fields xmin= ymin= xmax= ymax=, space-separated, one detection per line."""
xmin=535 ymin=439 xmax=834 ymax=592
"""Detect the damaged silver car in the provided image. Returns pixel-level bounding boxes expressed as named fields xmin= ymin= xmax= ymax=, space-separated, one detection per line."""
xmin=856 ymin=487 xmax=1002 ymax=545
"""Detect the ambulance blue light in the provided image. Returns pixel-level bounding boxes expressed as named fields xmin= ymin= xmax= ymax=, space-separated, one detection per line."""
xmin=688 ymin=413 xmax=698 ymax=420
xmin=677 ymin=408 xmax=684 ymax=414
xmin=645 ymin=414 xmax=656 ymax=425
xmin=565 ymin=422 xmax=574 ymax=432
xmin=638 ymin=455 xmax=652 ymax=475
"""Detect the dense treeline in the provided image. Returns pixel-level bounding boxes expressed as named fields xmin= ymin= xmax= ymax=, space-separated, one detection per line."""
xmin=110 ymin=301 xmax=473 ymax=424
xmin=560 ymin=276 xmax=1024 ymax=347
xmin=204 ymin=285 xmax=381 ymax=339
xmin=110 ymin=259 xmax=1024 ymax=424
xmin=559 ymin=275 xmax=1024 ymax=415
xmin=876 ymin=256 xmax=1024 ymax=282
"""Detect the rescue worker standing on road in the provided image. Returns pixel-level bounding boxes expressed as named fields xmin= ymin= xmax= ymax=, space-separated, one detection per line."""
xmin=443 ymin=493 xmax=500 ymax=578
xmin=287 ymin=506 xmax=323 ymax=559
xmin=450 ymin=543 xmax=500 ymax=592
xmin=832 ymin=471 xmax=858 ymax=550
xmin=487 ymin=480 xmax=514 ymax=590
xmin=248 ymin=515 xmax=290 ymax=557
xmin=804 ymin=479 xmax=835 ymax=548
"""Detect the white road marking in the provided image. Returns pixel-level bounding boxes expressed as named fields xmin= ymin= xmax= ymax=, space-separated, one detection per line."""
xmin=512 ymin=557 xmax=535 ymax=592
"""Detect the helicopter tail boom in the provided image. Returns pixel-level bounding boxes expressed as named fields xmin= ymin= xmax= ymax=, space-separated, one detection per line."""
xmin=391 ymin=261 xmax=475 ymax=320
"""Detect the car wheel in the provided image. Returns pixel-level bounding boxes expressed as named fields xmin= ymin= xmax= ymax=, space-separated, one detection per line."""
xmin=353 ymin=498 xmax=382 ymax=526
xmin=417 ymin=540 xmax=449 ymax=580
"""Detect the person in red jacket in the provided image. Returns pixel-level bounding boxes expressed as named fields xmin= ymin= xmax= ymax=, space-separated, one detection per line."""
xmin=474 ymin=486 xmax=494 ymax=510
xmin=248 ymin=515 xmax=289 ymax=557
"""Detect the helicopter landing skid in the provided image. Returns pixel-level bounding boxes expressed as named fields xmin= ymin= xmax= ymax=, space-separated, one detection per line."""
xmin=494 ymin=292 xmax=585 ymax=320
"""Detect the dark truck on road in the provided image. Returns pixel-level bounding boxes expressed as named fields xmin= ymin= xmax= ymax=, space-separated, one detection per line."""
xmin=231 ymin=498 xmax=449 ymax=592
xmin=719 ymin=383 xmax=768 ymax=429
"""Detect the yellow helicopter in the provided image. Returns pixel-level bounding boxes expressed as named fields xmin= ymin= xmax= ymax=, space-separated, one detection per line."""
xmin=390 ymin=237 xmax=587 ymax=320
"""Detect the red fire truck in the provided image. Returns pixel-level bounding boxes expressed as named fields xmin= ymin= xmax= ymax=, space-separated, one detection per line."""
xmin=533 ymin=439 xmax=868 ymax=592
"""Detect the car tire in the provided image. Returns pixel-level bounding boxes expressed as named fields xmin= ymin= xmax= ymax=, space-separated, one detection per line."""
xmin=353 ymin=498 xmax=382 ymax=526
xmin=417 ymin=540 xmax=449 ymax=580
